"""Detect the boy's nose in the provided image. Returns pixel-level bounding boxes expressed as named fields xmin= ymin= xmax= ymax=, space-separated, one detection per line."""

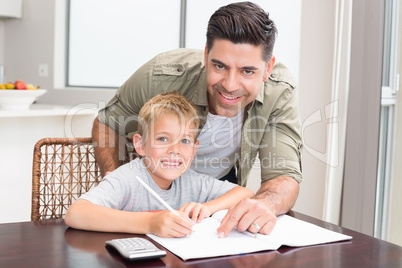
xmin=167 ymin=142 xmax=180 ymax=154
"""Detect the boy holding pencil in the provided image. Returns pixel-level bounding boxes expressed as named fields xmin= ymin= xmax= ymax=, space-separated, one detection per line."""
xmin=65 ymin=92 xmax=253 ymax=238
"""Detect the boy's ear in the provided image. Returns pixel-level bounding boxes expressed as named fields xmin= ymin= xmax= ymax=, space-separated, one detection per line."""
xmin=192 ymin=140 xmax=200 ymax=158
xmin=133 ymin=134 xmax=146 ymax=156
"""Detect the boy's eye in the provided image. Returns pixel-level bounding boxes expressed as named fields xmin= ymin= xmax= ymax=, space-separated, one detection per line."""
xmin=181 ymin=139 xmax=191 ymax=144
xmin=157 ymin=137 xmax=168 ymax=142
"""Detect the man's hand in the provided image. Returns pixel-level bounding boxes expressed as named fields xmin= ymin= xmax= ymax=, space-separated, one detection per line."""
xmin=217 ymin=176 xmax=299 ymax=238
xmin=216 ymin=198 xmax=276 ymax=238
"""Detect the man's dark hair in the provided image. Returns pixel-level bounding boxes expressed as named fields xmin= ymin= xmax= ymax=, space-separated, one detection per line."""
xmin=206 ymin=1 xmax=277 ymax=62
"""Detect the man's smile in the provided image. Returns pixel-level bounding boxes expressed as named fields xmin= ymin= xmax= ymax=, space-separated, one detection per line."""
xmin=220 ymin=92 xmax=241 ymax=100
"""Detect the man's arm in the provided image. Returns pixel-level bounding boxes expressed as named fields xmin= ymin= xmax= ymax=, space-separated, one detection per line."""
xmin=216 ymin=176 xmax=299 ymax=238
xmin=92 ymin=117 xmax=126 ymax=176
xmin=254 ymin=175 xmax=299 ymax=215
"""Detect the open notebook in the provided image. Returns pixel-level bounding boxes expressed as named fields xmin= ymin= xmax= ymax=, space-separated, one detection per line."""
xmin=147 ymin=210 xmax=352 ymax=260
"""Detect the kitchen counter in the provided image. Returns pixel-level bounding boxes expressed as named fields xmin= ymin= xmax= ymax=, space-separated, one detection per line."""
xmin=0 ymin=104 xmax=98 ymax=223
xmin=0 ymin=103 xmax=98 ymax=117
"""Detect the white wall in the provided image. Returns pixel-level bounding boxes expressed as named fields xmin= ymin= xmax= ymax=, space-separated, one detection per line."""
xmin=292 ymin=0 xmax=337 ymax=218
xmin=1 ymin=0 xmax=339 ymax=221
xmin=389 ymin=72 xmax=402 ymax=245
xmin=388 ymin=1 xmax=402 ymax=244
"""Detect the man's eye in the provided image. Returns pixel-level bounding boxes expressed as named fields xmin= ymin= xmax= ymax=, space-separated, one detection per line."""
xmin=215 ymin=64 xmax=225 ymax=70
xmin=157 ymin=137 xmax=168 ymax=142
xmin=243 ymin=70 xmax=254 ymax=75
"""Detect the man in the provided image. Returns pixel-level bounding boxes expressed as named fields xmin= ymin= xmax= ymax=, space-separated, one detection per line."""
xmin=92 ymin=1 xmax=302 ymax=238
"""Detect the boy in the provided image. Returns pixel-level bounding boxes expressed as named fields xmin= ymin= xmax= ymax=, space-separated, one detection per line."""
xmin=65 ymin=92 xmax=253 ymax=238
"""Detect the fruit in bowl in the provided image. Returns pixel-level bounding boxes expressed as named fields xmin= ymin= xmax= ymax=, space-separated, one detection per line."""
xmin=0 ymin=79 xmax=40 ymax=90
xmin=15 ymin=79 xmax=26 ymax=89
xmin=0 ymin=79 xmax=46 ymax=110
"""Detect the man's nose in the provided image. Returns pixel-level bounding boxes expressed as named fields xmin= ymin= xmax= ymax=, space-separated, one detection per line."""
xmin=222 ymin=71 xmax=240 ymax=93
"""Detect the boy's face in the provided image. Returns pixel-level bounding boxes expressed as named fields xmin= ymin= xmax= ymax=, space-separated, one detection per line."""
xmin=204 ymin=39 xmax=275 ymax=117
xmin=134 ymin=113 xmax=199 ymax=190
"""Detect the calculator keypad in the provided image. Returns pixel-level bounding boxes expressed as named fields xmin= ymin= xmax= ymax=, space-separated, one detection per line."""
xmin=105 ymin=237 xmax=166 ymax=260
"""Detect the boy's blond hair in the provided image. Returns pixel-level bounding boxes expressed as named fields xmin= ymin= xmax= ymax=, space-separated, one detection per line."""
xmin=138 ymin=92 xmax=200 ymax=141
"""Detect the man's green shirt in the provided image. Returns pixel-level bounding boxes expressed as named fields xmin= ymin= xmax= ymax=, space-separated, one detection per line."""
xmin=99 ymin=49 xmax=303 ymax=186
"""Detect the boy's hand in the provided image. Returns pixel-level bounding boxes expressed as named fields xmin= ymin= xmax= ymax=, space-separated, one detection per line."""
xmin=179 ymin=202 xmax=211 ymax=223
xmin=149 ymin=211 xmax=194 ymax=238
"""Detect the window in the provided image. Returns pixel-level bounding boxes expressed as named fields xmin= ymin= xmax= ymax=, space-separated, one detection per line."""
xmin=67 ymin=0 xmax=181 ymax=88
xmin=66 ymin=0 xmax=301 ymax=89
xmin=375 ymin=0 xmax=400 ymax=239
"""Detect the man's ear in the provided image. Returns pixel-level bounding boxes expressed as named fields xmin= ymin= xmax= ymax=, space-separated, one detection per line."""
xmin=133 ymin=134 xmax=145 ymax=157
xmin=204 ymin=44 xmax=208 ymax=69
xmin=263 ymin=55 xmax=276 ymax=82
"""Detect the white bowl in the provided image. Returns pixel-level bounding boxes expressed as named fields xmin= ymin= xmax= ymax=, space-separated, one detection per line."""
xmin=0 ymin=89 xmax=47 ymax=110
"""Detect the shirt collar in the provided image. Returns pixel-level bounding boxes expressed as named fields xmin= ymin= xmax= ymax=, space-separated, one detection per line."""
xmin=191 ymin=67 xmax=209 ymax=107
xmin=256 ymin=82 xmax=265 ymax=104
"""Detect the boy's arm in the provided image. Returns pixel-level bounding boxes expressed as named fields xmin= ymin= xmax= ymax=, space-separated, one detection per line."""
xmin=65 ymin=199 xmax=193 ymax=237
xmin=203 ymin=186 xmax=254 ymax=214
xmin=180 ymin=186 xmax=253 ymax=222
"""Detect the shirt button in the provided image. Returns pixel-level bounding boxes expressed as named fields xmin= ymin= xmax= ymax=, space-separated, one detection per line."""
xmin=270 ymin=74 xmax=276 ymax=79
xmin=177 ymin=67 xmax=183 ymax=72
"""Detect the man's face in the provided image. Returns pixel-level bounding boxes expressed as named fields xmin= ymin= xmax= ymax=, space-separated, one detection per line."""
xmin=204 ymin=39 xmax=275 ymax=117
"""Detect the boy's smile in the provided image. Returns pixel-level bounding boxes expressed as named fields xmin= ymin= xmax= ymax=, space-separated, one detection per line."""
xmin=134 ymin=113 xmax=199 ymax=190
xmin=160 ymin=159 xmax=182 ymax=168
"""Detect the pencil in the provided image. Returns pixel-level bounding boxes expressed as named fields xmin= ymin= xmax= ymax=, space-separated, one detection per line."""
xmin=135 ymin=175 xmax=180 ymax=216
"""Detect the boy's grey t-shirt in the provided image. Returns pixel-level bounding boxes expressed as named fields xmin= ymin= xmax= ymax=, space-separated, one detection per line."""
xmin=79 ymin=158 xmax=237 ymax=211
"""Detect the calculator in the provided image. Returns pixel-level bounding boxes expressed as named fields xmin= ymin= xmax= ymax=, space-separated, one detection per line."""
xmin=105 ymin=237 xmax=166 ymax=261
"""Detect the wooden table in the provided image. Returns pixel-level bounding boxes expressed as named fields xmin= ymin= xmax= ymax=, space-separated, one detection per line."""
xmin=1 ymin=212 xmax=402 ymax=267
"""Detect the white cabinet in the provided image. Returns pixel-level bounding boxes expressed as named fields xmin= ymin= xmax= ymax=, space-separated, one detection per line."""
xmin=0 ymin=0 xmax=22 ymax=19
xmin=0 ymin=104 xmax=97 ymax=223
